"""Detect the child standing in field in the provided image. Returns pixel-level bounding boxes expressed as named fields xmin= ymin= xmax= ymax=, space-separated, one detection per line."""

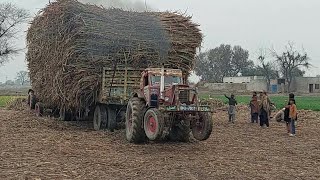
xmin=289 ymin=98 xmax=298 ymax=137
xmin=249 ymin=92 xmax=259 ymax=123
xmin=284 ymin=93 xmax=295 ymax=133
xmin=224 ymin=94 xmax=237 ymax=123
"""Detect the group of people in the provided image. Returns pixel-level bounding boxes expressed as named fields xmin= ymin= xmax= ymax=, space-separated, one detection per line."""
xmin=224 ymin=91 xmax=298 ymax=137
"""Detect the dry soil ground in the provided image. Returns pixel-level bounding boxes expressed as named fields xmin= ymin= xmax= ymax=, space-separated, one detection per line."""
xmin=1 ymin=107 xmax=320 ymax=180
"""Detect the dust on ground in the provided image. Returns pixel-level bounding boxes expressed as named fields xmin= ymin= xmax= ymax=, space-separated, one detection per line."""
xmin=0 ymin=107 xmax=320 ymax=180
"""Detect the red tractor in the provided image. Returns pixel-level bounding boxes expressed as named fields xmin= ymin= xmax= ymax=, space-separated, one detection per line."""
xmin=125 ymin=67 xmax=213 ymax=143
xmin=29 ymin=66 xmax=212 ymax=144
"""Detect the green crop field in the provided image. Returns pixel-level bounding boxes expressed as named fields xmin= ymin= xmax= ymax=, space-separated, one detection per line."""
xmin=0 ymin=96 xmax=19 ymax=107
xmin=200 ymin=94 xmax=320 ymax=111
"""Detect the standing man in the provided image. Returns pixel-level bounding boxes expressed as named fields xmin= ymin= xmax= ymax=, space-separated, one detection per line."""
xmin=249 ymin=92 xmax=259 ymax=123
xmin=224 ymin=94 xmax=237 ymax=123
xmin=259 ymin=91 xmax=271 ymax=128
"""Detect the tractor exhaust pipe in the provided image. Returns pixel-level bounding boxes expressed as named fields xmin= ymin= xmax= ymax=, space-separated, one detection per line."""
xmin=160 ymin=65 xmax=165 ymax=99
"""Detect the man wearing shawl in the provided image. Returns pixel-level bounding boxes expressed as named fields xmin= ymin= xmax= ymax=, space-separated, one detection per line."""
xmin=249 ymin=92 xmax=259 ymax=123
xmin=259 ymin=91 xmax=271 ymax=127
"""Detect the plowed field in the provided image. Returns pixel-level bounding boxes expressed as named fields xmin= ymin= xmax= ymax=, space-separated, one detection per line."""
xmin=1 ymin=108 xmax=320 ymax=180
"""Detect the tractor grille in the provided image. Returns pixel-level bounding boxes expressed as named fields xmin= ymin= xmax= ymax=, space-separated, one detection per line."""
xmin=179 ymin=90 xmax=189 ymax=104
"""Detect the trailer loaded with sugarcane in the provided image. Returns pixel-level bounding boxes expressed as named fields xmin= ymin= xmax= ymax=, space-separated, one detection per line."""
xmin=26 ymin=0 xmax=213 ymax=143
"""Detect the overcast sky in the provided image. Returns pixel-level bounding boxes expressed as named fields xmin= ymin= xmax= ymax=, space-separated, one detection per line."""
xmin=0 ymin=0 xmax=319 ymax=82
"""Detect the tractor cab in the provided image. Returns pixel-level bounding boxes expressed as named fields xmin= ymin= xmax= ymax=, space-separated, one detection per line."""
xmin=140 ymin=67 xmax=199 ymax=109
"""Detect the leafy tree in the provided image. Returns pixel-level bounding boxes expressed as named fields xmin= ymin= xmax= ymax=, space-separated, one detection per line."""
xmin=0 ymin=3 xmax=29 ymax=65
xmin=241 ymin=64 xmax=264 ymax=76
xmin=195 ymin=44 xmax=252 ymax=82
xmin=291 ymin=67 xmax=305 ymax=77
xmin=272 ymin=43 xmax=310 ymax=91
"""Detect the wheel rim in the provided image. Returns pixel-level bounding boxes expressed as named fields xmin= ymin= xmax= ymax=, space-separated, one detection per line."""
xmin=146 ymin=115 xmax=157 ymax=134
xmin=144 ymin=109 xmax=163 ymax=141
xmin=195 ymin=120 xmax=205 ymax=134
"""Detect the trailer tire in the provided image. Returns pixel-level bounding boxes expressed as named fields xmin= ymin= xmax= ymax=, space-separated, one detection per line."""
xmin=192 ymin=112 xmax=213 ymax=141
xmin=107 ymin=106 xmax=117 ymax=132
xmin=93 ymin=105 xmax=107 ymax=131
xmin=125 ymin=97 xmax=146 ymax=143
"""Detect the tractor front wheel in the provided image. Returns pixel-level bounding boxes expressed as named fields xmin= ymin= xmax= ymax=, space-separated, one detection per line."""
xmin=143 ymin=108 xmax=164 ymax=141
xmin=125 ymin=97 xmax=146 ymax=143
xmin=192 ymin=112 xmax=213 ymax=141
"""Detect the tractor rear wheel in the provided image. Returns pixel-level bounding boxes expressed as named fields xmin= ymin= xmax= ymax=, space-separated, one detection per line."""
xmin=192 ymin=112 xmax=213 ymax=141
xmin=35 ymin=102 xmax=44 ymax=117
xmin=169 ymin=120 xmax=190 ymax=142
xmin=143 ymin=108 xmax=164 ymax=141
xmin=125 ymin=97 xmax=146 ymax=143
xmin=93 ymin=105 xmax=107 ymax=131
xmin=107 ymin=106 xmax=117 ymax=132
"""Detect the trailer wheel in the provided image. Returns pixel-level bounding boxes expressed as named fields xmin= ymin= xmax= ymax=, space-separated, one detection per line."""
xmin=93 ymin=105 xmax=107 ymax=131
xmin=35 ymin=102 xmax=44 ymax=117
xmin=169 ymin=120 xmax=190 ymax=142
xmin=125 ymin=97 xmax=146 ymax=143
xmin=107 ymin=106 xmax=117 ymax=132
xmin=192 ymin=112 xmax=213 ymax=141
xmin=143 ymin=108 xmax=164 ymax=141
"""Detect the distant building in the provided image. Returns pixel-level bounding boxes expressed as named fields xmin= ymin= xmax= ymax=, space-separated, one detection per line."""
xmin=291 ymin=77 xmax=320 ymax=93
xmin=202 ymin=76 xmax=268 ymax=93
xmin=223 ymin=76 xmax=264 ymax=84
xmin=203 ymin=76 xmax=320 ymax=94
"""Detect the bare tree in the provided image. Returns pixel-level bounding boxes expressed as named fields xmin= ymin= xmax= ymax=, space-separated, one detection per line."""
xmin=15 ymin=70 xmax=29 ymax=85
xmin=256 ymin=49 xmax=279 ymax=91
xmin=0 ymin=3 xmax=29 ymax=65
xmin=272 ymin=43 xmax=311 ymax=92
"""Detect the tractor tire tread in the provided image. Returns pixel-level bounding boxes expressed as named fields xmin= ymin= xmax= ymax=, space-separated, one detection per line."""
xmin=126 ymin=97 xmax=146 ymax=143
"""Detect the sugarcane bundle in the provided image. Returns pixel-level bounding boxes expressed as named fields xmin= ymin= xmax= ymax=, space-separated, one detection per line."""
xmin=26 ymin=0 xmax=202 ymax=110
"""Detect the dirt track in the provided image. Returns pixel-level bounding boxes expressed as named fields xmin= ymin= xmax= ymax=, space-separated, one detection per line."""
xmin=1 ymin=108 xmax=320 ymax=180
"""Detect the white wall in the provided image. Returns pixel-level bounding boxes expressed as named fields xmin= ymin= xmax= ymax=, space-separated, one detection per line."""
xmin=247 ymin=79 xmax=268 ymax=92
xmin=223 ymin=76 xmax=253 ymax=83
